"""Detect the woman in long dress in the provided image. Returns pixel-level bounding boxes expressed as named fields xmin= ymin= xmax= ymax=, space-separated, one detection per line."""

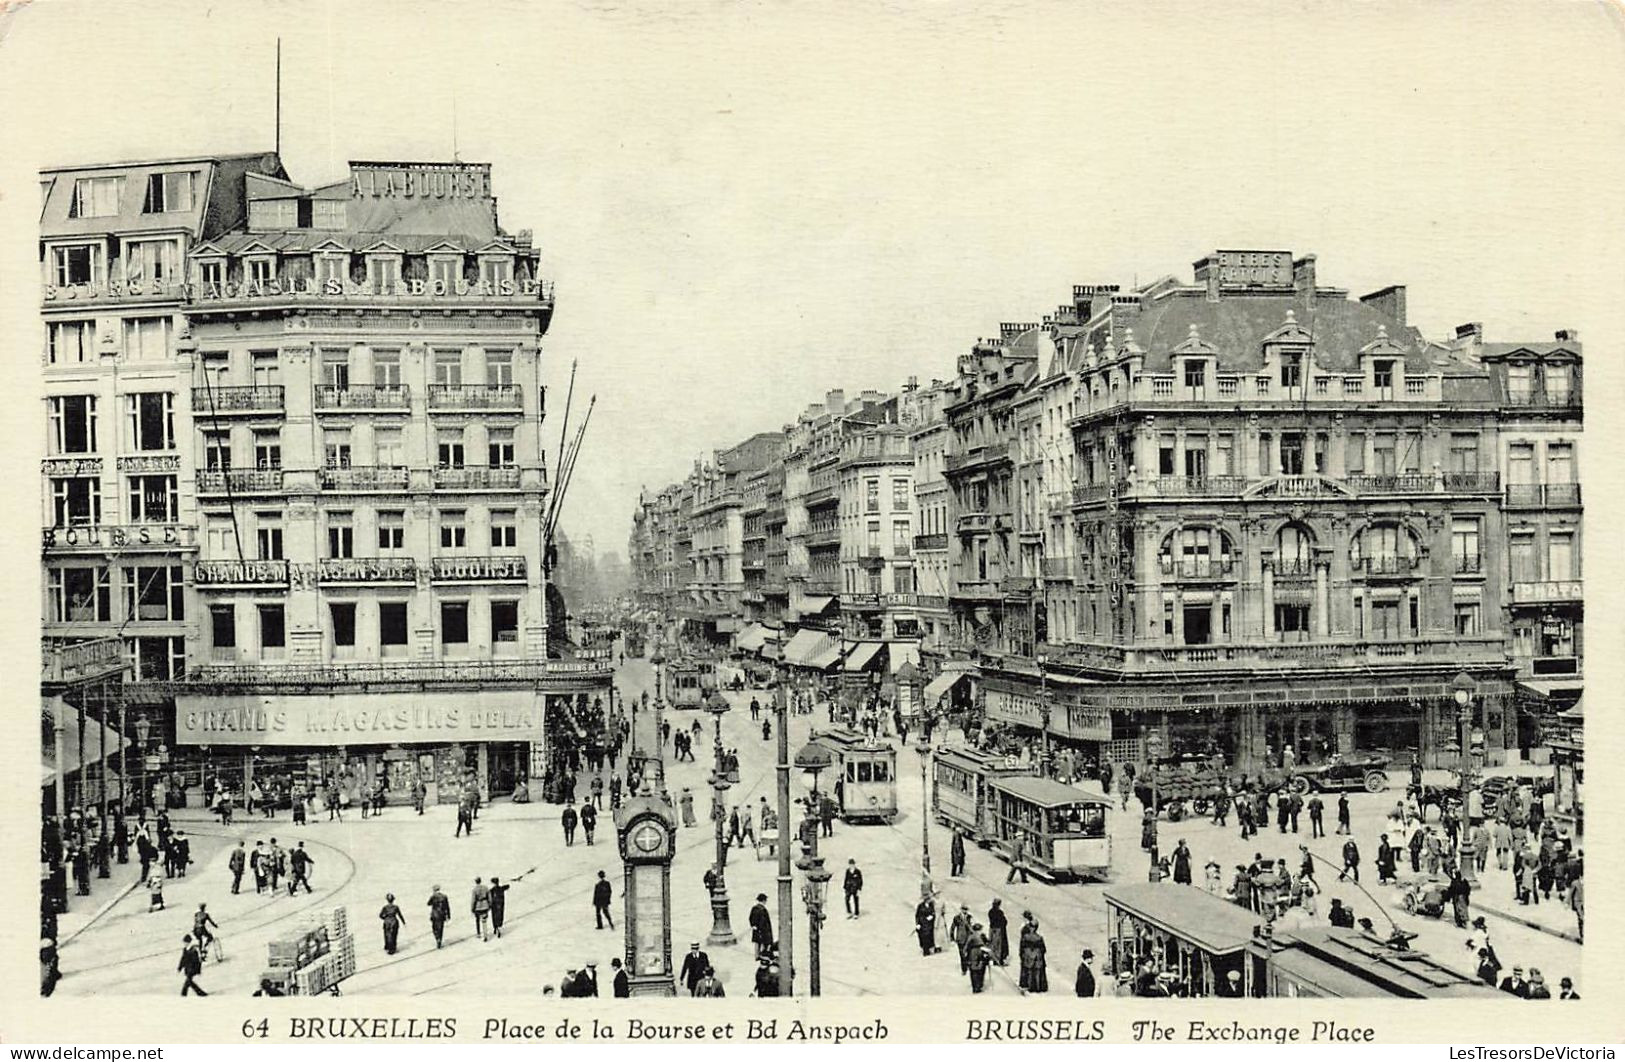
xmin=987 ymin=899 xmax=1010 ymax=966
xmin=1018 ymin=916 xmax=1048 ymax=993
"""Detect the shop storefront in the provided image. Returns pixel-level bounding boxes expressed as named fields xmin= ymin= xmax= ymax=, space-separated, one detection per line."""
xmin=175 ymin=689 xmax=547 ymax=806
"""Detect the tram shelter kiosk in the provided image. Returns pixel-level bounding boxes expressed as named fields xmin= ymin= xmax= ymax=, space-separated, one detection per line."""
xmin=1104 ymin=883 xmax=1259 ymax=997
xmin=615 ymin=793 xmax=679 ymax=996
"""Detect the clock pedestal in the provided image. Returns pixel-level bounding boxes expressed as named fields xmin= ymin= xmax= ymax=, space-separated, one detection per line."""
xmin=615 ymin=795 xmax=678 ymax=997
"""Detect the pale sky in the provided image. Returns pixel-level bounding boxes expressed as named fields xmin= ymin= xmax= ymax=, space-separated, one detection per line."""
xmin=3 ymin=0 xmax=1623 ymax=560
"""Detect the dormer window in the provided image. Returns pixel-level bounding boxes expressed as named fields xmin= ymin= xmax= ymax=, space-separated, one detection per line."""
xmin=429 ymin=254 xmax=461 ymax=289
xmin=50 ymin=244 xmax=102 ymax=287
xmin=312 ymin=200 xmax=347 ymax=230
xmin=315 ymin=253 xmax=347 ymax=287
xmin=480 ymin=255 xmax=514 ymax=287
xmin=124 ymin=238 xmax=180 ymax=286
xmin=367 ymin=253 xmax=402 ymax=293
xmin=245 ymin=256 xmax=275 ymax=287
xmin=144 ymin=172 xmax=194 ymax=214
xmin=70 ymin=177 xmax=121 ymax=219
xmin=1373 ymin=359 xmax=1397 ymax=398
xmin=1280 ymin=350 xmax=1303 ymax=389
xmin=248 ymin=198 xmax=297 ymax=229
xmin=197 ymin=259 xmax=225 ymax=290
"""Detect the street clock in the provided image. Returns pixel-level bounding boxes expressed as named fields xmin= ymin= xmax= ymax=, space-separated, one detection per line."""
xmin=614 ymin=796 xmax=678 ymax=996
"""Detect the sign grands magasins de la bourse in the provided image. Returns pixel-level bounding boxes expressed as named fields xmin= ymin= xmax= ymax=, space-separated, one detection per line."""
xmin=175 ymin=691 xmax=547 ymax=747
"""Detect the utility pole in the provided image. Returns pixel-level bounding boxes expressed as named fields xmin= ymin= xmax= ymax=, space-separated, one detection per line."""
xmin=775 ymin=684 xmax=794 ymax=996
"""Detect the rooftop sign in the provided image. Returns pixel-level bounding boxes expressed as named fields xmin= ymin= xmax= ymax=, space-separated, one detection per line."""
xmin=349 ymin=163 xmax=491 ymax=201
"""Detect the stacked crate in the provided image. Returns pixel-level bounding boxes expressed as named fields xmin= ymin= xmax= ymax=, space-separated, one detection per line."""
xmin=267 ymin=907 xmax=355 ymax=995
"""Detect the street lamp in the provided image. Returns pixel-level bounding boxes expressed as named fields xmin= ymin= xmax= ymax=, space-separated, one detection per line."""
xmin=774 ymin=684 xmax=795 ymax=997
xmin=794 ymin=740 xmax=834 ymax=861
xmin=1452 ymin=671 xmax=1479 ymax=884
xmin=133 ymin=715 xmax=151 ymax=815
xmin=1146 ymin=730 xmax=1163 ymax=882
xmin=704 ymin=692 xmax=736 ymax=946
xmin=797 ymin=853 xmax=832 ymax=996
xmin=916 ymin=742 xmax=932 ymax=880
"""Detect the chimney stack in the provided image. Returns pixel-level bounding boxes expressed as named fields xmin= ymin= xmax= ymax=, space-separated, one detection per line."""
xmin=1360 ymin=285 xmax=1407 ymax=327
xmin=1555 ymin=329 xmax=1580 ymax=344
xmin=825 ymin=389 xmax=845 ymax=415
xmin=1192 ymin=256 xmax=1221 ymax=302
xmin=1455 ymin=322 xmax=1483 ymax=340
xmin=1292 ymin=254 xmax=1317 ymax=300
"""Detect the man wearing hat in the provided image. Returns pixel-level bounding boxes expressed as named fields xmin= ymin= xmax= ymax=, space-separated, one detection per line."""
xmin=1559 ymin=977 xmax=1579 ymax=1000
xmin=1075 ymin=949 xmax=1097 ymax=997
xmin=950 ymin=904 xmax=974 ymax=974
xmin=427 ymin=885 xmax=451 ymax=948
xmin=1525 ymin=969 xmax=1551 ymax=999
xmin=748 ymin=893 xmax=774 ymax=959
xmin=1220 ymin=970 xmax=1243 ymax=997
xmin=1499 ymin=965 xmax=1529 ymax=998
xmin=680 ymin=941 xmax=711 ymax=995
xmin=579 ymin=963 xmax=599 ymax=997
xmin=560 ymin=967 xmax=581 ymax=997
xmin=965 ymin=922 xmax=991 ymax=994
xmin=593 ymin=871 xmax=614 ymax=930
xmin=754 ymin=957 xmax=780 ymax=997
xmin=611 ymin=958 xmax=630 ymax=997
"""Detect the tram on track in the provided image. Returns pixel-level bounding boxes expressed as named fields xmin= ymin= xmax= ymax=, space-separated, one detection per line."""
xmin=989 ymin=777 xmax=1113 ymax=881
xmin=814 ymin=727 xmax=898 ymax=823
xmin=931 ymin=745 xmax=1038 ymax=839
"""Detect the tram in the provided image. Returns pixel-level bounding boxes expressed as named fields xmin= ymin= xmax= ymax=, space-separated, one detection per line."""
xmin=814 ymin=727 xmax=898 ymax=823
xmin=664 ymin=658 xmax=716 ymax=709
xmin=931 ymin=746 xmax=1038 ymax=840
xmin=988 ymin=776 xmax=1113 ymax=882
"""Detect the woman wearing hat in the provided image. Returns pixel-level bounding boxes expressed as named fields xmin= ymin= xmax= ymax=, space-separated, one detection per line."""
xmin=379 ymin=893 xmax=406 ymax=955
xmin=1018 ymin=913 xmax=1048 ymax=993
xmin=987 ymin=899 xmax=1010 ymax=967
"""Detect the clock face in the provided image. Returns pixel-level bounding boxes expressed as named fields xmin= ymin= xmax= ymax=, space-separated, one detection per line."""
xmin=632 ymin=822 xmax=665 ymax=855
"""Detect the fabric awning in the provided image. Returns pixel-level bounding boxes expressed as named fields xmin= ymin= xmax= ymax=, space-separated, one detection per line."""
xmin=800 ymin=595 xmax=837 ymax=615
xmin=734 ymin=624 xmax=770 ymax=653
xmin=782 ymin=628 xmax=837 ymax=668
xmin=843 ymin=642 xmax=884 ymax=672
xmin=808 ymin=645 xmax=842 ymax=670
xmin=42 ymin=703 xmax=132 ymax=783
xmin=1516 ymin=678 xmax=1583 ymax=700
xmin=924 ymin=671 xmax=971 ymax=703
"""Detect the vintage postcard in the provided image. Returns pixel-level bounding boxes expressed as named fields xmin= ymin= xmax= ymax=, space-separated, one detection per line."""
xmin=2 ymin=0 xmax=1620 ymax=1049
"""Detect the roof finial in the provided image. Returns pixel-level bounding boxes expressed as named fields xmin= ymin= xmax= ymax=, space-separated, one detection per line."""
xmin=1376 ymin=324 xmax=1388 ymax=340
xmin=1188 ymin=323 xmax=1200 ymax=340
xmin=1284 ymin=309 xmax=1297 ymax=325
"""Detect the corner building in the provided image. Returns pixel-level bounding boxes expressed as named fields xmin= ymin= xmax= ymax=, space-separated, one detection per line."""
xmin=175 ymin=160 xmax=604 ymax=803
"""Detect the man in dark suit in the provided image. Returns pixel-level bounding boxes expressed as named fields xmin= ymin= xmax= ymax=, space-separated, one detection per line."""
xmin=679 ymin=942 xmax=710 ymax=995
xmin=1075 ymin=949 xmax=1097 ymax=997
xmin=748 ymin=893 xmax=773 ymax=958
xmin=592 ymin=871 xmax=614 ymax=930
xmin=611 ymin=958 xmax=631 ymax=997
xmin=177 ymin=935 xmax=207 ymax=996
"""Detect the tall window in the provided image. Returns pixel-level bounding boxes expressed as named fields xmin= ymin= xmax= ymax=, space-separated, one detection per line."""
xmin=123 ymin=317 xmax=172 ymax=361
xmin=70 ymin=177 xmax=121 ymax=218
xmin=47 ymin=321 xmax=96 ymax=365
xmin=125 ymin=392 xmax=175 ymax=450
xmin=51 ymin=244 xmax=101 ymax=287
xmin=439 ymin=509 xmax=466 ymax=550
xmin=437 ymin=429 xmax=465 ymax=468
xmin=367 ymin=255 xmax=401 ymax=292
xmin=441 ymin=601 xmax=469 ymax=650
xmin=373 ymin=348 xmax=402 ymax=387
xmin=143 ymin=171 xmax=194 ymax=213
xmin=1184 ymin=436 xmax=1207 ymax=478
xmin=123 ymin=564 xmax=184 ymax=621
xmin=488 ymin=428 xmax=515 ymax=468
xmin=1452 ymin=518 xmax=1481 ymax=572
xmin=490 ymin=509 xmax=517 ymax=549
xmin=254 ymin=430 xmax=281 ymax=470
xmin=330 ymin=602 xmax=357 ymax=651
xmin=379 ymin=601 xmax=410 ymax=652
xmin=322 ymin=349 xmax=350 ymax=389
xmin=1507 ymin=442 xmax=1535 ymax=484
xmin=123 ymin=241 xmax=180 ymax=287
xmin=251 ymin=350 xmax=279 ymax=387
xmin=480 ymin=256 xmax=514 ymax=287
xmin=1372 ymin=433 xmax=1397 ymax=475
xmin=256 ymin=515 xmax=284 ymax=560
xmin=246 ymin=257 xmax=275 ymax=287
xmin=324 ymin=428 xmax=352 ymax=468
xmin=486 ymin=350 xmax=513 ymax=387
xmin=1276 ymin=524 xmax=1312 ymax=572
xmin=327 ymin=511 xmax=354 ymax=559
xmin=258 ymin=604 xmax=286 ymax=655
xmin=127 ymin=474 xmax=178 ymax=522
xmin=1370 ymin=599 xmax=1403 ymax=640
xmin=491 ymin=600 xmax=519 ymax=647
xmin=1509 ymin=534 xmax=1536 ymax=584
xmin=1454 ymin=599 xmax=1481 ymax=636
xmin=1278 ymin=433 xmax=1304 ymax=476
xmin=1547 ymin=443 xmax=1575 ymax=484
xmin=1214 ymin=434 xmax=1234 ymax=475
xmin=50 ymin=478 xmax=100 ymax=526
xmin=128 ymin=636 xmax=186 ymax=680
xmin=866 ymin=520 xmax=881 ymax=553
xmin=1548 ymin=532 xmax=1575 ymax=580
xmin=429 ymin=256 xmax=460 ymax=289
xmin=374 ymin=428 xmax=404 ymax=468
xmin=315 ymin=254 xmax=347 ymax=287
xmin=434 ymin=350 xmax=463 ymax=386
xmin=865 ymin=478 xmax=880 ymax=513
xmin=1506 ymin=364 xmax=1533 ymax=402
xmin=1280 ymin=351 xmax=1303 ymax=390
xmin=48 ymin=567 xmax=111 ymax=623
xmin=203 ymin=432 xmax=231 ymax=471
xmin=1544 ymin=364 xmax=1573 ymax=403
xmin=1449 ymin=434 xmax=1480 ymax=473
xmin=210 ymin=605 xmax=236 ymax=651
xmin=377 ymin=510 xmax=405 ymax=552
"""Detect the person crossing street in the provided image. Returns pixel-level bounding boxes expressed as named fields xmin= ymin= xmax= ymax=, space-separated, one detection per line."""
xmin=379 ymin=894 xmax=406 ymax=955
xmin=427 ymin=886 xmax=451 ymax=948
xmin=593 ymin=871 xmax=614 ymax=929
xmin=843 ymin=858 xmax=863 ymax=918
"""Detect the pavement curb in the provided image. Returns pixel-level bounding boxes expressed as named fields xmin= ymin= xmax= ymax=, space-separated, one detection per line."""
xmin=1476 ymin=902 xmax=1581 ymax=944
xmin=58 ymin=877 xmax=140 ymax=948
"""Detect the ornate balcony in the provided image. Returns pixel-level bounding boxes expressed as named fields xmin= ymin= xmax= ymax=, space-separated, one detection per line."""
xmin=957 ymin=512 xmax=993 ymax=534
xmin=41 ymin=637 xmax=128 ymax=686
xmin=427 ymin=384 xmax=523 ymax=410
xmin=186 ymin=657 xmax=608 ymax=691
xmin=1506 ymin=483 xmax=1582 ymax=508
xmin=192 ymin=385 xmax=284 ymax=414
xmin=1149 ymin=475 xmax=1247 ymax=498
xmin=1041 ymin=557 xmax=1073 ymax=580
xmin=945 ymin=442 xmax=1010 ymax=475
xmin=432 ymin=466 xmax=523 ymax=491
xmin=913 ymin=532 xmax=948 ymax=552
xmin=315 ymin=384 xmax=410 ymax=411
xmin=196 ymin=468 xmax=285 ymax=495
xmin=320 ymin=465 xmax=410 ymax=492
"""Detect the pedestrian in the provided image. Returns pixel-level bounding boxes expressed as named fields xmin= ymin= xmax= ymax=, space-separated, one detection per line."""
xmin=562 ymin=805 xmax=578 ymax=845
xmin=591 ymin=775 xmax=604 ymax=810
xmin=1377 ymin=834 xmax=1398 ymax=885
xmin=1447 ymin=870 xmax=1472 ymax=928
xmin=1569 ymin=875 xmax=1584 ymax=941
xmin=1298 ymin=843 xmax=1316 ymax=882
xmin=455 ymin=799 xmax=473 ymax=838
xmin=471 ymin=877 xmax=492 ymax=942
xmin=1018 ymin=914 xmax=1048 ymax=993
xmin=950 ymin=830 xmax=967 ymax=876
xmin=1494 ymin=819 xmax=1513 ymax=871
xmin=612 ymin=958 xmax=631 ymax=997
xmin=987 ymin=898 xmax=1010 ymax=966
xmin=1339 ymin=838 xmax=1360 ymax=882
xmin=1408 ymin=827 xmax=1425 ymax=874
xmin=379 ymin=894 xmax=406 ymax=955
xmin=413 ymin=779 xmax=427 ymax=815
xmin=192 ymin=903 xmax=218 ymax=959
xmin=489 ymin=876 xmax=511 ymax=939
xmin=228 ymin=842 xmax=247 ymax=895
xmin=1075 ymin=949 xmax=1097 ymax=997
xmin=1476 ymin=942 xmax=1502 ymax=986
xmin=593 ymin=871 xmax=614 ymax=930
xmin=147 ymin=872 xmax=166 ymax=912
xmin=950 ymin=905 xmax=973 ymax=974
xmin=288 ymin=841 xmax=314 ymax=895
xmin=1212 ymin=786 xmax=1230 ymax=827
xmin=427 ymin=885 xmax=451 ymax=948
xmin=1526 ymin=969 xmax=1552 ymax=1000
xmin=679 ymin=942 xmax=711 ymax=995
xmin=843 ymin=858 xmax=863 ymax=917
xmin=1336 ymin=793 xmax=1352 ymax=835
xmin=694 ymin=966 xmax=725 ymax=997
xmin=178 ymin=935 xmax=207 ymax=996
xmin=1276 ymin=792 xmax=1291 ymax=833
xmin=1307 ymin=795 xmax=1324 ymax=838
xmin=1288 ymin=791 xmax=1302 ymax=833
xmin=1238 ymin=797 xmax=1254 ymax=839
xmin=1205 ymin=859 xmax=1222 ymax=893
xmin=1006 ymin=835 xmax=1030 ymax=884
xmin=748 ymin=893 xmax=772 ymax=958
xmin=581 ymin=801 xmax=598 ymax=845
xmin=1117 ymin=771 xmax=1132 ymax=812
xmin=1172 ymin=839 xmax=1192 ymax=885
xmin=914 ymin=896 xmax=938 ymax=956
xmin=965 ymin=923 xmax=991 ymax=994
xmin=250 ymin=841 xmax=267 ymax=894
xmin=1559 ymin=977 xmax=1579 ymax=1000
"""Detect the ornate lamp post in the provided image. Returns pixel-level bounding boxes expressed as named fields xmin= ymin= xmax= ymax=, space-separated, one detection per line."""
xmin=774 ymin=684 xmax=795 ymax=997
xmin=1146 ymin=730 xmax=1163 ymax=882
xmin=704 ymin=692 xmax=736 ymax=946
xmin=133 ymin=715 xmax=151 ymax=815
xmin=916 ymin=742 xmax=932 ymax=879
xmin=793 ymin=740 xmax=833 ymax=861
xmin=797 ymin=854 xmax=832 ymax=996
xmin=1452 ymin=672 xmax=1479 ymax=884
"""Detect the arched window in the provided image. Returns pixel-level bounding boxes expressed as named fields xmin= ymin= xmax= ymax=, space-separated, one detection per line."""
xmin=1160 ymin=526 xmax=1234 ymax=578
xmin=1350 ymin=522 xmax=1420 ymax=574
xmin=1276 ymin=524 xmax=1313 ymax=575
